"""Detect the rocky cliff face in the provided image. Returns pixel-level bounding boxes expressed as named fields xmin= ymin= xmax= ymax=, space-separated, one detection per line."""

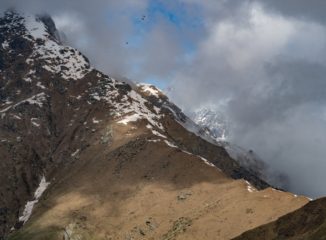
xmin=0 ymin=10 xmax=308 ymax=240
xmin=0 ymin=9 xmax=95 ymax=237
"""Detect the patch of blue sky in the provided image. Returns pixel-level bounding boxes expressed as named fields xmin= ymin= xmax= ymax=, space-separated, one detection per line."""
xmin=123 ymin=18 xmax=148 ymax=47
xmin=128 ymin=64 xmax=171 ymax=90
xmin=142 ymin=77 xmax=170 ymax=91
xmin=120 ymin=1 xmax=205 ymax=88
xmin=147 ymin=1 xmax=205 ymax=29
xmin=127 ymin=66 xmax=165 ymax=89
xmin=127 ymin=1 xmax=204 ymax=47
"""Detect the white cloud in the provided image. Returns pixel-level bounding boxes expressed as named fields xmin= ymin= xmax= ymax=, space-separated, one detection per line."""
xmin=166 ymin=2 xmax=326 ymax=198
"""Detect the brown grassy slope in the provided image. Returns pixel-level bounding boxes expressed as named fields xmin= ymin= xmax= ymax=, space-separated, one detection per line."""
xmin=232 ymin=197 xmax=326 ymax=240
xmin=8 ymin=118 xmax=309 ymax=240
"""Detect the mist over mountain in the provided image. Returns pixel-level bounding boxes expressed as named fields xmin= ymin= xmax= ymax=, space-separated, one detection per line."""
xmin=1 ymin=4 xmax=326 ymax=239
xmin=163 ymin=87 xmax=290 ymax=191
xmin=161 ymin=2 xmax=326 ymax=199
xmin=184 ymin=108 xmax=231 ymax=139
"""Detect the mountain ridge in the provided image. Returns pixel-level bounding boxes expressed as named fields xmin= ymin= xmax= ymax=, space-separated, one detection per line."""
xmin=0 ymin=9 xmax=311 ymax=240
xmin=163 ymin=87 xmax=290 ymax=190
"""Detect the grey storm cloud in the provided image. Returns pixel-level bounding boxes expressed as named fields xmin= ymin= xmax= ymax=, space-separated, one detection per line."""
xmin=259 ymin=0 xmax=326 ymax=24
xmin=2 ymin=0 xmax=326 ymax=198
xmin=229 ymin=58 xmax=326 ymax=128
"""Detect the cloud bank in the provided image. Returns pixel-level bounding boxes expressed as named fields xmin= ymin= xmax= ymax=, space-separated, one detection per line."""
xmin=168 ymin=1 xmax=326 ymax=199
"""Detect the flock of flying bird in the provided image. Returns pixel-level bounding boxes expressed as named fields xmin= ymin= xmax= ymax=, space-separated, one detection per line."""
xmin=126 ymin=15 xmax=146 ymax=44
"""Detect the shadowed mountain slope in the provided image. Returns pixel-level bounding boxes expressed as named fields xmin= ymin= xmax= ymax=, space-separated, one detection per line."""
xmin=233 ymin=197 xmax=326 ymax=240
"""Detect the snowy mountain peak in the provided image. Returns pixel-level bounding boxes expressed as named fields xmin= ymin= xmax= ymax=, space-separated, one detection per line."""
xmin=1 ymin=9 xmax=65 ymax=43
xmin=0 ymin=10 xmax=92 ymax=81
xmin=0 ymin=10 xmax=165 ymax=131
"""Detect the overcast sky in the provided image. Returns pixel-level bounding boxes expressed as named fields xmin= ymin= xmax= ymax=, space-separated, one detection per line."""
xmin=2 ymin=0 xmax=326 ymax=199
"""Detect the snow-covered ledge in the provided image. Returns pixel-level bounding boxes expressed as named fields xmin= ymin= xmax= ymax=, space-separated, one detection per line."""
xmin=19 ymin=176 xmax=50 ymax=224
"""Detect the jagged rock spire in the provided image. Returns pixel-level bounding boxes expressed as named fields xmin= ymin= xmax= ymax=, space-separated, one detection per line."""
xmin=36 ymin=12 xmax=67 ymax=44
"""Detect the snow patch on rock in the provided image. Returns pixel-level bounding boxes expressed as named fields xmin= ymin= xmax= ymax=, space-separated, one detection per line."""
xmin=146 ymin=124 xmax=166 ymax=138
xmin=117 ymin=114 xmax=141 ymax=125
xmin=13 ymin=93 xmax=46 ymax=108
xmin=137 ymin=83 xmax=162 ymax=98
xmin=198 ymin=156 xmax=216 ymax=168
xmin=164 ymin=140 xmax=178 ymax=148
xmin=147 ymin=139 xmax=161 ymax=142
xmin=0 ymin=106 xmax=12 ymax=113
xmin=36 ymin=82 xmax=46 ymax=89
xmin=247 ymin=186 xmax=256 ymax=193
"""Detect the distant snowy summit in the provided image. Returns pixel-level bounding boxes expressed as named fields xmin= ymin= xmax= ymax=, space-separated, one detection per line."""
xmin=185 ymin=108 xmax=231 ymax=140
xmin=163 ymin=87 xmax=231 ymax=140
xmin=163 ymin=86 xmax=290 ymax=190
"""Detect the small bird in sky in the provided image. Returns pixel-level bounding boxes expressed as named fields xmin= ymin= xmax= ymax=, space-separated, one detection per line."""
xmin=126 ymin=42 xmax=128 ymax=44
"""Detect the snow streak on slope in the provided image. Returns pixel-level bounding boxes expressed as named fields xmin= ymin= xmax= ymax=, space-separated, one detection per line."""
xmin=146 ymin=124 xmax=167 ymax=138
xmin=163 ymin=139 xmax=219 ymax=169
xmin=19 ymin=176 xmax=50 ymax=224
xmin=0 ymin=93 xmax=46 ymax=115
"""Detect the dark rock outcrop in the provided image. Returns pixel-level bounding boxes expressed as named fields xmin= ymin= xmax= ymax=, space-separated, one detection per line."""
xmin=115 ymin=83 xmax=132 ymax=94
xmin=37 ymin=12 xmax=67 ymax=43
